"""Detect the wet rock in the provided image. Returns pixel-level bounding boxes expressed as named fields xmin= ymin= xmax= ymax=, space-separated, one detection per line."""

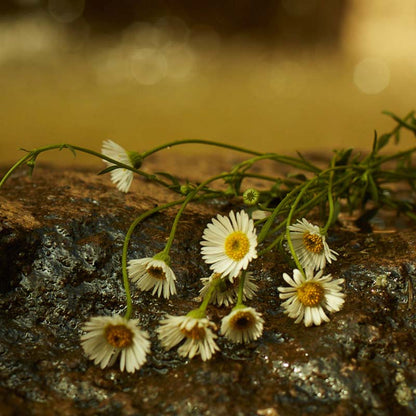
xmin=1 ymin=161 xmax=416 ymax=416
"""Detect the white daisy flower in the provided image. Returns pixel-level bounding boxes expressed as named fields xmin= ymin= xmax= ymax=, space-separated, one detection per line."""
xmin=200 ymin=210 xmax=258 ymax=280
xmin=278 ymin=268 xmax=345 ymax=327
xmin=128 ymin=257 xmax=177 ymax=299
xmin=101 ymin=140 xmax=141 ymax=193
xmin=156 ymin=314 xmax=219 ymax=361
xmin=199 ymin=271 xmax=258 ymax=307
xmin=80 ymin=314 xmax=150 ymax=373
xmin=220 ymin=306 xmax=264 ymax=344
xmin=288 ymin=218 xmax=338 ymax=271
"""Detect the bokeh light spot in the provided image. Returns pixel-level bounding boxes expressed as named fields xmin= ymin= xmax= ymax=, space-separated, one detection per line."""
xmin=130 ymin=48 xmax=167 ymax=85
xmin=353 ymin=57 xmax=390 ymax=94
xmin=164 ymin=43 xmax=195 ymax=80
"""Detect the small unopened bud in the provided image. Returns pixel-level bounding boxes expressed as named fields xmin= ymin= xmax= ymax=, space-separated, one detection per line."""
xmin=243 ymin=188 xmax=259 ymax=206
xmin=180 ymin=184 xmax=190 ymax=195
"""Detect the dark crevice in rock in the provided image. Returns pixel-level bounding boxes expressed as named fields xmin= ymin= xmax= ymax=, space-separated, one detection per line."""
xmin=0 ymin=226 xmax=40 ymax=293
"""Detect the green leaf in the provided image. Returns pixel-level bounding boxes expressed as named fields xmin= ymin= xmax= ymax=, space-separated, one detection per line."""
xmin=335 ymin=148 xmax=353 ymax=166
xmin=60 ymin=144 xmax=77 ymax=158
xmin=19 ymin=147 xmax=31 ymax=153
xmin=378 ymin=133 xmax=391 ymax=151
xmin=367 ymin=174 xmax=379 ymax=203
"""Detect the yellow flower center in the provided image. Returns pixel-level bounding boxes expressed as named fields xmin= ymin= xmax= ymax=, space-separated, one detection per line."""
xmin=181 ymin=325 xmax=206 ymax=341
xmin=224 ymin=231 xmax=250 ymax=261
xmin=302 ymin=232 xmax=324 ymax=254
xmin=297 ymin=281 xmax=325 ymax=307
xmin=105 ymin=324 xmax=133 ymax=348
xmin=230 ymin=310 xmax=254 ymax=330
xmin=147 ymin=266 xmax=166 ymax=280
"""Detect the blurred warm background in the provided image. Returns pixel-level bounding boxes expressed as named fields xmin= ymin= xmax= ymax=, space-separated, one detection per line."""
xmin=0 ymin=0 xmax=415 ymax=166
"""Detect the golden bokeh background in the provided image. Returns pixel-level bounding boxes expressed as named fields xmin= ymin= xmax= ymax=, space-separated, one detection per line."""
xmin=0 ymin=0 xmax=415 ymax=166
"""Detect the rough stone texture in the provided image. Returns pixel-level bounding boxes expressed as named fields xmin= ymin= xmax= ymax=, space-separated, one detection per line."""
xmin=1 ymin=156 xmax=416 ymax=416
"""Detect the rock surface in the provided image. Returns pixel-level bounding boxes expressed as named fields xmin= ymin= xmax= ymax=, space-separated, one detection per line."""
xmin=1 ymin=157 xmax=416 ymax=416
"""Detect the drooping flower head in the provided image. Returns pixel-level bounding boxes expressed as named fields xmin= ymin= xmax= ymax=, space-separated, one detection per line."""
xmin=80 ymin=314 xmax=150 ymax=373
xmin=128 ymin=254 xmax=177 ymax=299
xmin=101 ymin=140 xmax=142 ymax=193
xmin=156 ymin=313 xmax=219 ymax=361
xmin=288 ymin=218 xmax=337 ymax=271
xmin=220 ymin=306 xmax=264 ymax=344
xmin=199 ymin=271 xmax=258 ymax=307
xmin=278 ymin=268 xmax=345 ymax=327
xmin=200 ymin=210 xmax=258 ymax=280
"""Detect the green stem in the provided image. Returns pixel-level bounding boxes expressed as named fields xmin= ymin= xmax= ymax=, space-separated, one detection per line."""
xmin=0 ymin=144 xmax=172 ymax=190
xmin=382 ymin=111 xmax=416 ymax=133
xmin=322 ymin=157 xmax=336 ymax=234
xmin=0 ymin=152 xmax=33 ymax=188
xmin=285 ymin=179 xmax=316 ymax=276
xmin=122 ymin=199 xmax=184 ymax=320
xmin=257 ymin=182 xmax=305 ymax=243
xmin=141 ymin=140 xmax=321 ymax=173
xmin=258 ymin=166 xmax=357 ymax=255
xmin=236 ymin=271 xmax=247 ymax=306
xmin=375 ymin=146 xmax=416 ymax=166
xmin=198 ymin=283 xmax=217 ymax=314
xmin=140 ymin=139 xmax=262 ymax=159
xmin=162 ymin=172 xmax=231 ymax=254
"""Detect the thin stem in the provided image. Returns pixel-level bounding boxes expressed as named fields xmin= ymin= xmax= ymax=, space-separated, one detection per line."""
xmin=141 ymin=140 xmax=321 ymax=173
xmin=382 ymin=111 xmax=416 ymax=133
xmin=0 ymin=144 xmax=172 ymax=190
xmin=162 ymin=172 xmax=231 ymax=254
xmin=140 ymin=139 xmax=263 ymax=159
xmin=198 ymin=283 xmax=217 ymax=314
xmin=58 ymin=144 xmax=173 ymax=188
xmin=0 ymin=152 xmax=33 ymax=188
xmin=375 ymin=146 xmax=416 ymax=166
xmin=322 ymin=157 xmax=336 ymax=234
xmin=285 ymin=179 xmax=316 ymax=276
xmin=236 ymin=271 xmax=247 ymax=306
xmin=257 ymin=182 xmax=305 ymax=243
xmin=258 ymin=168 xmax=357 ymax=255
xmin=122 ymin=199 xmax=184 ymax=320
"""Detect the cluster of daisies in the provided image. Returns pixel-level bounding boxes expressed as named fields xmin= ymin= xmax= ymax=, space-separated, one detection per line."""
xmin=80 ymin=140 xmax=346 ymax=373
